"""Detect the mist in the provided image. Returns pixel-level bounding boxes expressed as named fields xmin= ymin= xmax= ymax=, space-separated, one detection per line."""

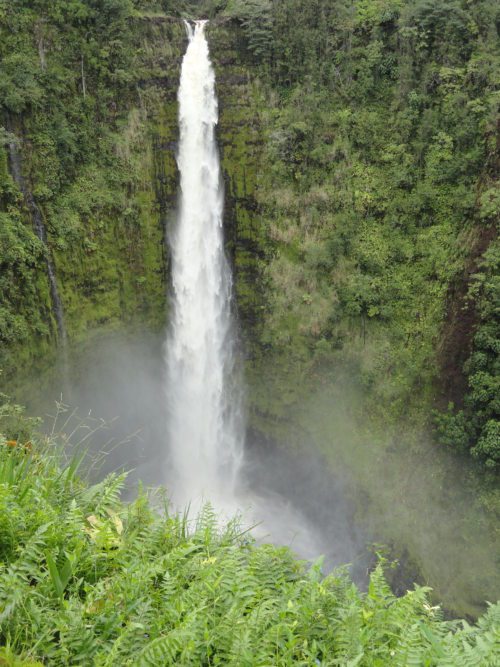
xmin=291 ymin=370 xmax=500 ymax=618
xmin=18 ymin=332 xmax=367 ymax=573
xmin=16 ymin=328 xmax=499 ymax=619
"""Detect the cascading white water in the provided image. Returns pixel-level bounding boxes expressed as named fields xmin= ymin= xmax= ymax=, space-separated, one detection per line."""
xmin=164 ymin=22 xmax=332 ymax=561
xmin=165 ymin=20 xmax=243 ymax=509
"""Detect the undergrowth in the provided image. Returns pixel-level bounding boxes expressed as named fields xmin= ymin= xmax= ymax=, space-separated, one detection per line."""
xmin=0 ymin=406 xmax=498 ymax=665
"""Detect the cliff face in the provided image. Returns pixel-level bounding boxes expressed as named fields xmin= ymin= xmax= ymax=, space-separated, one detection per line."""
xmin=0 ymin=16 xmax=265 ymax=382
xmin=3 ymin=9 xmax=498 ymax=466
xmin=210 ymin=23 xmax=267 ymax=345
xmin=0 ymin=16 xmax=181 ymax=377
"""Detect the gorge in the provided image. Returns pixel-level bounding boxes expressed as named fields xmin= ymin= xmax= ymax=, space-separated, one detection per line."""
xmin=0 ymin=2 xmax=499 ymax=663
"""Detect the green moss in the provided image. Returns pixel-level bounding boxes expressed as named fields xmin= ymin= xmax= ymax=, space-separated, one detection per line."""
xmin=0 ymin=14 xmax=186 ymax=382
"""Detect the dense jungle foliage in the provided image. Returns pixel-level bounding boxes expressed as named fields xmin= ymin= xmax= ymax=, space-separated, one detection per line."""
xmin=0 ymin=0 xmax=186 ymax=373
xmin=0 ymin=407 xmax=499 ymax=665
xmin=207 ymin=0 xmax=500 ymax=472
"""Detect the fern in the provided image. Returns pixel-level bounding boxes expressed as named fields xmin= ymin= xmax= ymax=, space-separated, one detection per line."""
xmin=0 ymin=428 xmax=497 ymax=665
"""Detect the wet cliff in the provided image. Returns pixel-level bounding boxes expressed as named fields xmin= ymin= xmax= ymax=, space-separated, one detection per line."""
xmin=0 ymin=15 xmax=264 ymax=384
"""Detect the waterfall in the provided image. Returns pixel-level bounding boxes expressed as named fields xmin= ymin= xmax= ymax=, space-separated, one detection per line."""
xmin=165 ymin=20 xmax=244 ymax=509
xmin=6 ymin=123 xmax=67 ymax=348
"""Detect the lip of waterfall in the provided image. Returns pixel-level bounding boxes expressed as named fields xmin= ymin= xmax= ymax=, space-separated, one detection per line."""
xmin=184 ymin=18 xmax=208 ymax=39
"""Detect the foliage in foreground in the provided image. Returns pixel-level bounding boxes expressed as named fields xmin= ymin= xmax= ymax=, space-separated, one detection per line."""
xmin=0 ymin=421 xmax=499 ymax=665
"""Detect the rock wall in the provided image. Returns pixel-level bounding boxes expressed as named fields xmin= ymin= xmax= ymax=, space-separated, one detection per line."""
xmin=2 ymin=18 xmax=265 ymax=384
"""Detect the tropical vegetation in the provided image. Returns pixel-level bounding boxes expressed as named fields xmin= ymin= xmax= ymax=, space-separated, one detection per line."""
xmin=0 ymin=0 xmax=499 ymax=657
xmin=0 ymin=404 xmax=499 ymax=665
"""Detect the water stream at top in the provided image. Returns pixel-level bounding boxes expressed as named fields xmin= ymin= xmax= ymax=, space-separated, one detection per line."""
xmin=165 ymin=20 xmax=244 ymax=511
